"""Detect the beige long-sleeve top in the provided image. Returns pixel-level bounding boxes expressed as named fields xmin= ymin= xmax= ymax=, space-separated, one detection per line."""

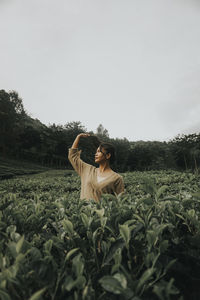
xmin=68 ymin=148 xmax=124 ymax=201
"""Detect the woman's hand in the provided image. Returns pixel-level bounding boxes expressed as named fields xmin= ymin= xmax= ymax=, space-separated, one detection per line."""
xmin=71 ymin=133 xmax=90 ymax=149
xmin=77 ymin=133 xmax=90 ymax=138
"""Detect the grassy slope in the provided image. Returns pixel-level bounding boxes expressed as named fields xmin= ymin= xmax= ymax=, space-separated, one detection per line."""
xmin=0 ymin=157 xmax=51 ymax=179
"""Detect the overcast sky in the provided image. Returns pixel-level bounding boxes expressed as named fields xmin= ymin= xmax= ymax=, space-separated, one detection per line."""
xmin=1 ymin=0 xmax=200 ymax=141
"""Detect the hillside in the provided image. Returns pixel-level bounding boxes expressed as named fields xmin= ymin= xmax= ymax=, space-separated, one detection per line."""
xmin=0 ymin=157 xmax=50 ymax=180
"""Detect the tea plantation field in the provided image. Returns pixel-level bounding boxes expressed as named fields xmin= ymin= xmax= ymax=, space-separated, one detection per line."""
xmin=0 ymin=170 xmax=200 ymax=300
xmin=0 ymin=157 xmax=50 ymax=180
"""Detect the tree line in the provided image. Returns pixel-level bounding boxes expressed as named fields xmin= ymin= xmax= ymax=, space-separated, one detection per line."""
xmin=1 ymin=89 xmax=200 ymax=173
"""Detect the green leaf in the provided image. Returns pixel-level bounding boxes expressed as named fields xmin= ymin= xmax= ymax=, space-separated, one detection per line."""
xmin=99 ymin=276 xmax=123 ymax=294
xmin=165 ymin=259 xmax=177 ymax=273
xmin=64 ymin=275 xmax=87 ymax=292
xmin=92 ymin=228 xmax=99 ymax=244
xmin=119 ymin=224 xmax=130 ymax=246
xmin=16 ymin=235 xmax=24 ymax=254
xmin=159 ymin=240 xmax=169 ymax=253
xmin=8 ymin=242 xmax=17 ymax=259
xmin=95 ymin=208 xmax=105 ymax=218
xmin=62 ymin=219 xmax=74 ymax=236
xmin=72 ymin=253 xmax=84 ymax=277
xmin=101 ymin=217 xmax=107 ymax=228
xmin=16 ymin=253 xmax=25 ymax=264
xmin=143 ymin=198 xmax=153 ymax=205
xmin=187 ymin=209 xmax=195 ymax=218
xmin=136 ymin=268 xmax=155 ymax=293
xmin=28 ymin=287 xmax=46 ymax=300
xmin=133 ymin=214 xmax=145 ymax=225
xmin=166 ymin=278 xmax=179 ymax=296
xmin=192 ymin=192 xmax=200 ymax=199
xmin=0 ymin=289 xmax=11 ymax=300
xmin=156 ymin=185 xmax=168 ymax=200
xmin=175 ymin=214 xmax=185 ymax=221
xmin=65 ymin=248 xmax=79 ymax=261
xmin=6 ymin=225 xmax=16 ymax=235
xmin=0 ymin=280 xmax=6 ymax=289
xmin=104 ymin=239 xmax=124 ymax=265
xmin=44 ymin=239 xmax=53 ymax=253
xmin=29 ymin=247 xmax=42 ymax=260
xmin=81 ymin=213 xmax=92 ymax=229
xmin=63 ymin=275 xmax=75 ymax=291
xmin=146 ymin=230 xmax=157 ymax=249
xmin=113 ymin=273 xmax=127 ymax=289
xmin=75 ymin=275 xmax=86 ymax=289
xmin=10 ymin=232 xmax=21 ymax=242
xmin=141 ymin=177 xmax=157 ymax=196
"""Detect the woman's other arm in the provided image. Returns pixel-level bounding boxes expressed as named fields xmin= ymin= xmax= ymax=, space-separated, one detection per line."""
xmin=115 ymin=176 xmax=125 ymax=195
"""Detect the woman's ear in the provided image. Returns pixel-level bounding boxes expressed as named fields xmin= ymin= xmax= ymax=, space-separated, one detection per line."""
xmin=106 ymin=153 xmax=111 ymax=160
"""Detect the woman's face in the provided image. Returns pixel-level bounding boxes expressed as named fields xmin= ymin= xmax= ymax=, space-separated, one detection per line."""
xmin=95 ymin=147 xmax=108 ymax=164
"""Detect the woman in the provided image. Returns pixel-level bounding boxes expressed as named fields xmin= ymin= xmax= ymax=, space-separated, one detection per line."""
xmin=68 ymin=133 xmax=124 ymax=202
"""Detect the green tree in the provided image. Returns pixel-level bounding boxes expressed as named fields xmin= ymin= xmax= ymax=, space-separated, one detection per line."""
xmin=96 ymin=124 xmax=109 ymax=139
xmin=0 ymin=90 xmax=17 ymax=156
xmin=169 ymin=133 xmax=200 ymax=172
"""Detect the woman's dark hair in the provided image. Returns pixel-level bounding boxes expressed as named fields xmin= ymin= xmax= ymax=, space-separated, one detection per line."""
xmin=99 ymin=142 xmax=116 ymax=164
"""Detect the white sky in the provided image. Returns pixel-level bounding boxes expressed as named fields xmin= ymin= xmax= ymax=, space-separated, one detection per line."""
xmin=1 ymin=0 xmax=200 ymax=141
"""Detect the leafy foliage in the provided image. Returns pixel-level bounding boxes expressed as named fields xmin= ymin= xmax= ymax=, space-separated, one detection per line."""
xmin=0 ymin=170 xmax=200 ymax=299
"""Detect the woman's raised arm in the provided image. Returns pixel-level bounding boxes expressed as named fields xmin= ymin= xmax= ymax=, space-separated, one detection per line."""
xmin=68 ymin=133 xmax=91 ymax=176
xmin=71 ymin=133 xmax=90 ymax=149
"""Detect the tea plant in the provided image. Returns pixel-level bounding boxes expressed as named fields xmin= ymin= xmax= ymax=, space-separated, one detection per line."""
xmin=0 ymin=170 xmax=200 ymax=299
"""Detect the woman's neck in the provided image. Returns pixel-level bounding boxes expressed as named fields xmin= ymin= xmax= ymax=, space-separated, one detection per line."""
xmin=98 ymin=162 xmax=112 ymax=174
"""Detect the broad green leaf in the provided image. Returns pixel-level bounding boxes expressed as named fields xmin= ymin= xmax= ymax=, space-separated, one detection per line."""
xmin=29 ymin=247 xmax=42 ymax=260
xmin=155 ymin=224 xmax=169 ymax=236
xmin=75 ymin=275 xmax=86 ymax=289
xmin=187 ymin=209 xmax=195 ymax=218
xmin=63 ymin=275 xmax=75 ymax=291
xmin=10 ymin=232 xmax=21 ymax=242
xmin=16 ymin=235 xmax=24 ymax=254
xmin=72 ymin=253 xmax=84 ymax=277
xmin=8 ymin=242 xmax=17 ymax=259
xmin=159 ymin=240 xmax=169 ymax=253
xmin=104 ymin=239 xmax=124 ymax=265
xmin=99 ymin=276 xmax=123 ymax=294
xmin=6 ymin=225 xmax=16 ymax=235
xmin=146 ymin=230 xmax=157 ymax=249
xmin=136 ymin=268 xmax=155 ymax=293
xmin=81 ymin=213 xmax=92 ymax=229
xmin=113 ymin=273 xmax=127 ymax=289
xmin=44 ymin=239 xmax=53 ymax=253
xmin=28 ymin=287 xmax=46 ymax=300
xmin=62 ymin=219 xmax=74 ymax=236
xmin=16 ymin=253 xmax=25 ymax=264
xmin=95 ymin=208 xmax=105 ymax=218
xmin=119 ymin=224 xmax=130 ymax=246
